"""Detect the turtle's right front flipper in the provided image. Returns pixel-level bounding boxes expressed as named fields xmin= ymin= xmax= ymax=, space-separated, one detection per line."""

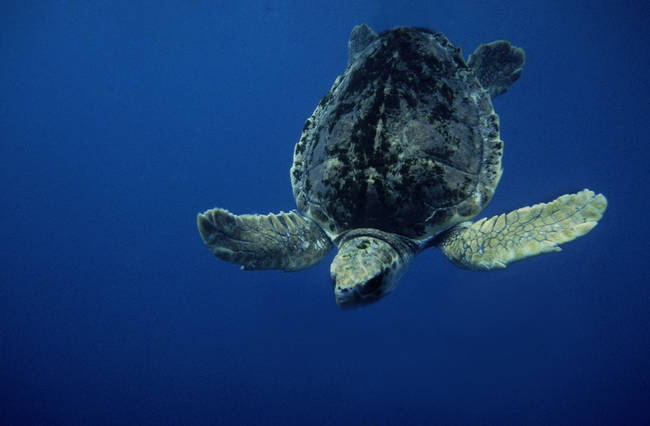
xmin=197 ymin=209 xmax=333 ymax=271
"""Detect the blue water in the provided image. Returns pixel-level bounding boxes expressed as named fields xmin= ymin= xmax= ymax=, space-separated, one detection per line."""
xmin=2 ymin=1 xmax=649 ymax=425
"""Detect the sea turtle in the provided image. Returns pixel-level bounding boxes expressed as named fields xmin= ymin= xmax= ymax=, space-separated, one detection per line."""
xmin=197 ymin=25 xmax=607 ymax=308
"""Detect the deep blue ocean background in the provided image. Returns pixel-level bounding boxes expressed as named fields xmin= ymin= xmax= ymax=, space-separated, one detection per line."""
xmin=2 ymin=1 xmax=649 ymax=425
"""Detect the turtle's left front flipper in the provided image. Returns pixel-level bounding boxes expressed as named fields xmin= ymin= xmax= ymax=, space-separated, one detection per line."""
xmin=197 ymin=209 xmax=333 ymax=271
xmin=435 ymin=189 xmax=607 ymax=271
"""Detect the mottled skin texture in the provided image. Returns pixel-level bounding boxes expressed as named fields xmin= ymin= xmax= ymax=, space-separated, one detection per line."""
xmin=330 ymin=228 xmax=420 ymax=307
xmin=197 ymin=25 xmax=606 ymax=308
xmin=291 ymin=27 xmax=503 ymax=240
xmin=468 ymin=41 xmax=525 ymax=98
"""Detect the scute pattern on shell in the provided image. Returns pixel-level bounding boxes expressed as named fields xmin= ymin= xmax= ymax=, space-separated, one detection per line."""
xmin=291 ymin=27 xmax=503 ymax=240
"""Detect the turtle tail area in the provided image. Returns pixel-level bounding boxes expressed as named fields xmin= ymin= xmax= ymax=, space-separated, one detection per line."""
xmin=197 ymin=208 xmax=333 ymax=272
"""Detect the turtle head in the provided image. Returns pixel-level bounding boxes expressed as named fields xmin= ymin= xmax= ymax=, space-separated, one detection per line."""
xmin=330 ymin=230 xmax=418 ymax=308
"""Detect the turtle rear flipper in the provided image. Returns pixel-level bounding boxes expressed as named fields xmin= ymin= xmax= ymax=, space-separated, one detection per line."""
xmin=468 ymin=40 xmax=525 ymax=98
xmin=197 ymin=209 xmax=332 ymax=272
xmin=436 ymin=189 xmax=607 ymax=270
xmin=347 ymin=24 xmax=378 ymax=67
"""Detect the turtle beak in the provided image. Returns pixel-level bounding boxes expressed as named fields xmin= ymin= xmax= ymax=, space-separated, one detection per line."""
xmin=332 ymin=271 xmax=387 ymax=308
xmin=330 ymin=235 xmax=395 ymax=308
xmin=329 ymin=232 xmax=414 ymax=308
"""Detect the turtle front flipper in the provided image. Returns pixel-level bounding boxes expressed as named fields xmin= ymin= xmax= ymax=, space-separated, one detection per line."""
xmin=468 ymin=40 xmax=525 ymax=98
xmin=435 ymin=189 xmax=607 ymax=271
xmin=197 ymin=209 xmax=333 ymax=271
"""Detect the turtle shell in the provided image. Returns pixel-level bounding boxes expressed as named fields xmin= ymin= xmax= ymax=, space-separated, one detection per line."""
xmin=290 ymin=27 xmax=503 ymax=240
